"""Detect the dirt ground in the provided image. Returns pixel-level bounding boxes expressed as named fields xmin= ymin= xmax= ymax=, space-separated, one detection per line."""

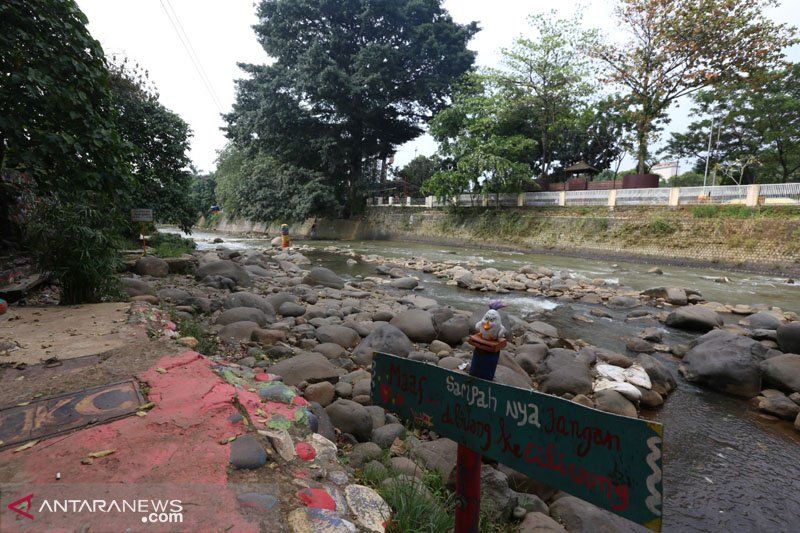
xmin=0 ymin=302 xmax=184 ymax=406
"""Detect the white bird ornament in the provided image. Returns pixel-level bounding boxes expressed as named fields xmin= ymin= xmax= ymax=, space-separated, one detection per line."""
xmin=475 ymin=309 xmax=506 ymax=341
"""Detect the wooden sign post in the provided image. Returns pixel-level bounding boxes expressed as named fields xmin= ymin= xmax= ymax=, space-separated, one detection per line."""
xmin=130 ymin=209 xmax=154 ymax=255
xmin=371 ymin=352 xmax=664 ymax=532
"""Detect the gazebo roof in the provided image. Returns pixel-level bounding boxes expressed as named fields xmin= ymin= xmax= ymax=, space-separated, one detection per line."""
xmin=564 ymin=161 xmax=600 ymax=174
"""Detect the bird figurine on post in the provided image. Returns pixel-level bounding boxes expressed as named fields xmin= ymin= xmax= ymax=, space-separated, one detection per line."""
xmin=475 ymin=309 xmax=506 ymax=341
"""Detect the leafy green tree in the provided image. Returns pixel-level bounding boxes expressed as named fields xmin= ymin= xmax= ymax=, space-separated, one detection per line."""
xmin=498 ymin=11 xmax=598 ymax=178
xmin=225 ymin=0 xmax=478 ymax=217
xmin=1 ymin=0 xmax=132 ymax=304
xmin=593 ymin=0 xmax=797 ymax=175
xmin=108 ymin=60 xmax=195 ymax=231
xmin=665 ymin=64 xmax=800 ymax=184
xmin=425 ymin=75 xmax=536 ymax=202
xmin=393 ymin=155 xmax=443 ymax=197
xmin=189 ymin=173 xmax=217 ymax=218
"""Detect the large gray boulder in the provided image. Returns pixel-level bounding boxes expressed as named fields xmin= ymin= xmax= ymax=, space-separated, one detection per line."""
xmin=760 ymin=354 xmax=800 ymax=393
xmin=216 ymin=307 xmax=271 ymax=327
xmin=777 ymin=322 xmax=800 ymax=353
xmin=390 ymin=309 xmax=437 ymax=343
xmin=666 ymin=306 xmax=723 ymax=332
xmin=121 ymin=277 xmax=155 ymax=297
xmin=266 ymin=353 xmax=345 ymax=386
xmin=135 ymin=256 xmax=169 ymax=278
xmin=636 ymin=354 xmax=677 ymax=395
xmin=195 ymin=260 xmax=251 ymax=287
xmin=223 ymin=292 xmax=275 ymax=318
xmin=536 ymin=351 xmax=593 ymax=396
xmin=740 ymin=311 xmax=784 ymax=330
xmin=410 ymin=437 xmax=458 ymax=480
xmin=302 ymin=267 xmax=344 ymax=289
xmin=682 ymin=331 xmax=770 ymax=397
xmin=352 ymin=323 xmax=414 ymax=366
xmin=641 ymin=286 xmax=688 ymax=306
xmin=390 ymin=277 xmax=419 ymax=290
xmin=157 ymin=287 xmax=193 ymax=305
xmin=218 ymin=321 xmax=261 ymax=342
xmin=316 ymin=325 xmax=360 ymax=348
xmin=265 ymin=291 xmax=297 ymax=312
xmin=550 ymin=495 xmax=646 ymax=533
xmin=436 ymin=316 xmax=470 ymax=346
xmin=325 ymin=399 xmax=373 ymax=442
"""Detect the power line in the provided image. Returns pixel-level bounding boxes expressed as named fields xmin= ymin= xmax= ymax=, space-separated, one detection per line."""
xmin=158 ymin=0 xmax=224 ymax=114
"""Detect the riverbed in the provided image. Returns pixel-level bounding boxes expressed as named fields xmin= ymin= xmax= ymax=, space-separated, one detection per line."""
xmin=167 ymin=228 xmax=800 ymax=532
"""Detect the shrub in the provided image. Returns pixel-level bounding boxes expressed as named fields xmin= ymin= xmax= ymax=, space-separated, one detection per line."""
xmin=149 ymin=231 xmax=196 ymax=257
xmin=647 ymin=218 xmax=676 ymax=236
xmin=692 ymin=205 xmax=719 ymax=218
xmin=26 ymin=194 xmax=124 ymax=305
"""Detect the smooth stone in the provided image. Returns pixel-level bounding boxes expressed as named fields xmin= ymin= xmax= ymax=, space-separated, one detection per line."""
xmin=371 ymin=423 xmax=406 ymax=448
xmin=237 ymin=492 xmax=278 ymax=512
xmin=343 ymin=485 xmax=391 ymax=532
xmin=230 ymin=435 xmax=268 ymax=470
xmin=349 ymin=442 xmax=382 ymax=468
xmin=287 ymin=508 xmax=356 ymax=533
xmin=216 ymin=307 xmax=271 ymax=327
xmin=326 ymin=399 xmax=373 ymax=442
xmin=519 ymin=512 xmax=567 ymax=532
xmin=279 ymin=301 xmax=307 ymax=317
xmin=593 ymin=390 xmax=638 ymax=418
xmin=266 ymin=353 xmax=345 ymax=386
xmin=352 ymin=323 xmax=413 ymax=366
xmin=305 ymin=381 xmax=336 ymax=407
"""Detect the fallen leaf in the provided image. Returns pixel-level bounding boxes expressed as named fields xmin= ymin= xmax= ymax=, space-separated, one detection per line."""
xmin=136 ymin=411 xmax=148 ymax=417
xmin=16 ymin=402 xmax=30 ymax=406
xmin=87 ymin=449 xmax=116 ymax=459
xmin=255 ymin=408 xmax=267 ymax=417
xmin=390 ymin=438 xmax=406 ymax=456
xmin=218 ymin=436 xmax=237 ymax=445
xmin=14 ymin=440 xmax=39 ymax=453
xmin=138 ymin=402 xmax=156 ymax=411
xmin=155 ymin=368 xmax=168 ymax=374
xmin=81 ymin=458 xmax=94 ymax=465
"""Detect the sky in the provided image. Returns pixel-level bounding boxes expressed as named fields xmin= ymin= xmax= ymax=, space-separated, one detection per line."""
xmin=77 ymin=0 xmax=800 ymax=174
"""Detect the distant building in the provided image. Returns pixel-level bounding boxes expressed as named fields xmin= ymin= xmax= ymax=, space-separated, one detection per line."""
xmin=651 ymin=161 xmax=679 ymax=181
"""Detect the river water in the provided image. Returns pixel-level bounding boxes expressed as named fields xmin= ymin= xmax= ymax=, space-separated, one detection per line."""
xmin=171 ymin=229 xmax=800 ymax=532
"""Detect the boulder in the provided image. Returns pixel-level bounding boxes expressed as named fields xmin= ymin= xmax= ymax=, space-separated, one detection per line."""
xmin=493 ymin=365 xmax=532 ymax=390
xmin=316 ymin=325 xmax=360 ymax=348
xmin=121 ymin=277 xmax=155 ymax=297
xmin=641 ymin=287 xmax=688 ymax=306
xmin=410 ymin=437 xmax=458 ymax=480
xmin=666 ymin=306 xmax=723 ymax=332
xmin=757 ymin=394 xmax=800 ymax=420
xmin=164 ymin=254 xmax=197 ymax=274
xmin=278 ymin=301 xmax=306 ymax=317
xmin=682 ymin=331 xmax=769 ymax=397
xmin=216 ymin=307 xmax=271 ymax=327
xmin=390 ymin=309 xmax=437 ymax=343
xmin=218 ymin=321 xmax=261 ymax=342
xmin=777 ymin=322 xmax=800 ymax=354
xmin=390 ymin=277 xmax=419 ymax=290
xmin=371 ymin=423 xmax=406 ymax=448
xmin=251 ymin=329 xmax=287 ymax=345
xmin=266 ymin=353 xmax=345 ymax=386
xmin=537 ymin=352 xmax=593 ymax=396
xmin=244 ymin=265 xmax=269 ymax=278
xmin=135 ymin=256 xmax=169 ymax=278
xmin=606 ymin=296 xmax=639 ymax=309
xmin=264 ymin=291 xmax=297 ymax=312
xmin=325 ymin=399 xmax=373 ymax=442
xmin=304 ymin=381 xmax=335 ymax=407
xmin=594 ymin=389 xmax=638 ymax=418
xmin=157 ymin=287 xmax=193 ymax=305
xmin=636 ymin=354 xmax=677 ymax=395
xmin=519 ymin=512 xmax=567 ymax=533
xmin=760 ymin=354 xmax=800 ymax=393
xmin=302 ymin=267 xmax=345 ymax=289
xmin=200 ymin=275 xmax=235 ymax=290
xmin=195 ymin=260 xmax=251 ymax=287
xmin=436 ymin=316 xmax=470 ymax=346
xmin=229 ymin=435 xmax=267 ymax=470
xmin=740 ymin=311 xmax=783 ymax=330
xmin=549 ymin=495 xmax=644 ymax=533
xmin=314 ymin=342 xmax=347 ymax=359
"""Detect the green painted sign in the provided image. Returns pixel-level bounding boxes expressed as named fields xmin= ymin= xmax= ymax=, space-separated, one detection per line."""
xmin=371 ymin=353 xmax=663 ymax=531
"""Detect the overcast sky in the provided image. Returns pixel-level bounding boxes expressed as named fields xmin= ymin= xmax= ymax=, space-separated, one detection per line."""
xmin=77 ymin=0 xmax=800 ymax=174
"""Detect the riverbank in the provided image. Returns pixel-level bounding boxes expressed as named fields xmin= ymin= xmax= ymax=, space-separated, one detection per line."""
xmin=201 ymin=205 xmax=800 ymax=277
xmin=3 ymin=237 xmax=799 ymax=531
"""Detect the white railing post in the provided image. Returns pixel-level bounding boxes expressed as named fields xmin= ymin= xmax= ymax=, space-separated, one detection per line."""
xmin=559 ymin=191 xmax=567 ymax=206
xmin=426 ymin=196 xmax=433 ymax=208
xmin=407 ymin=197 xmax=412 ymax=206
xmin=608 ymin=189 xmax=617 ymax=207
xmin=746 ymin=184 xmax=760 ymax=207
xmin=518 ymin=193 xmax=524 ymax=207
xmin=669 ymin=187 xmax=680 ymax=206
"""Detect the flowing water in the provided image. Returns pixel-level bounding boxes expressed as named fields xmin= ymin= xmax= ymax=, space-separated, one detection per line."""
xmin=171 ymin=229 xmax=800 ymax=532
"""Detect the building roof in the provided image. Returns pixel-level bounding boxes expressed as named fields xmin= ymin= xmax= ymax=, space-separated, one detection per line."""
xmin=564 ymin=161 xmax=600 ymax=174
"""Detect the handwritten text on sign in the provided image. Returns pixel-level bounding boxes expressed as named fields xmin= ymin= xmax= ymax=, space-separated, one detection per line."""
xmin=371 ymin=353 xmax=663 ymax=531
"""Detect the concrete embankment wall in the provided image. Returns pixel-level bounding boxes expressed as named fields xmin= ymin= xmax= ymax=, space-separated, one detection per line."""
xmin=202 ymin=206 xmax=800 ymax=275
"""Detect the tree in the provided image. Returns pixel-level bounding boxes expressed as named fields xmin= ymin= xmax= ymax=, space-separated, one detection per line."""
xmin=225 ymin=0 xmax=478 ymax=217
xmin=1 ymin=0 xmax=131 ymax=304
xmin=394 ymin=155 xmax=443 ymax=197
xmin=189 ymin=172 xmax=217 ymax=218
xmin=108 ymin=60 xmax=195 ymax=231
xmin=593 ymin=0 xmax=797 ymax=175
xmin=424 ymin=74 xmax=537 ymax=203
xmin=498 ymin=11 xmax=598 ymax=178
xmin=664 ymin=64 xmax=800 ymax=183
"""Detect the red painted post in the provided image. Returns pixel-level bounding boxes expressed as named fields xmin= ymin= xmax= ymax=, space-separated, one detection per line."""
xmin=455 ymin=308 xmax=507 ymax=533
xmin=281 ymin=223 xmax=290 ymax=249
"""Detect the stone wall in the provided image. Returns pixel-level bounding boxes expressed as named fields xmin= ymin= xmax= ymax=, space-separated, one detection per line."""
xmin=202 ymin=206 xmax=800 ymax=275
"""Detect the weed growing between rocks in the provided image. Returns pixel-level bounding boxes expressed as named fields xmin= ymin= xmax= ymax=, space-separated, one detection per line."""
xmin=149 ymin=232 xmax=196 ymax=257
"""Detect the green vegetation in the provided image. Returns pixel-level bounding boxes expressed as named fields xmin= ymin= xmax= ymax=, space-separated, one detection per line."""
xmin=175 ymin=316 xmax=218 ymax=356
xmin=149 ymin=232 xmax=196 ymax=258
xmin=692 ymin=205 xmax=755 ymax=219
xmin=223 ymin=0 xmax=478 ymax=218
xmin=646 ymin=218 xmax=676 ymax=236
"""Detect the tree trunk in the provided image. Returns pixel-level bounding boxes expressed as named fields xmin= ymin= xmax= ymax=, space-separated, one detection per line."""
xmin=636 ymin=124 xmax=648 ymax=175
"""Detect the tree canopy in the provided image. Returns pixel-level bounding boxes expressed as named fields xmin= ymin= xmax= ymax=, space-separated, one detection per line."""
xmin=593 ymin=0 xmax=797 ymax=174
xmin=225 ymin=0 xmax=478 ymax=217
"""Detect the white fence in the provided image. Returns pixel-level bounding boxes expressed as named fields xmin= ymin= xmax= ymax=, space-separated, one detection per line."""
xmin=368 ymin=183 xmax=800 ymax=209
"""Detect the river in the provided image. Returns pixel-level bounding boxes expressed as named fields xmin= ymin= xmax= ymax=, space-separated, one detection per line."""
xmin=168 ymin=228 xmax=800 ymax=532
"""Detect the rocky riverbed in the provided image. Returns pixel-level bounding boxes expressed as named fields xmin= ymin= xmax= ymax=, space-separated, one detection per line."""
xmin=119 ymin=240 xmax=800 ymax=532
